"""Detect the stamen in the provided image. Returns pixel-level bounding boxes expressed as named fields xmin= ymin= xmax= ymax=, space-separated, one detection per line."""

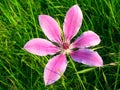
xmin=62 ymin=43 xmax=69 ymax=50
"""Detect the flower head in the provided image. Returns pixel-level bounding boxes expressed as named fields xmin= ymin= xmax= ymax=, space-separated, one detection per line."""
xmin=24 ymin=5 xmax=103 ymax=86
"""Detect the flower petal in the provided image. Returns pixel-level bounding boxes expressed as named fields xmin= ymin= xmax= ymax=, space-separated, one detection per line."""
xmin=39 ymin=15 xmax=62 ymax=44
xmin=44 ymin=54 xmax=67 ymax=86
xmin=70 ymin=49 xmax=103 ymax=67
xmin=70 ymin=31 xmax=101 ymax=48
xmin=24 ymin=38 xmax=59 ymax=56
xmin=63 ymin=5 xmax=83 ymax=43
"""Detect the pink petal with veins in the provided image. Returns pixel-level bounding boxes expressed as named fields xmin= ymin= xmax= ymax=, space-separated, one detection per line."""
xmin=44 ymin=54 xmax=67 ymax=86
xmin=24 ymin=38 xmax=59 ymax=56
xmin=63 ymin=5 xmax=83 ymax=43
xmin=70 ymin=49 xmax=103 ymax=67
xmin=39 ymin=15 xmax=62 ymax=44
xmin=70 ymin=31 xmax=101 ymax=48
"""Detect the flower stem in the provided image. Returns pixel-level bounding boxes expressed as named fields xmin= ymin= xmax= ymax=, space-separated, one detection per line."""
xmin=68 ymin=55 xmax=86 ymax=90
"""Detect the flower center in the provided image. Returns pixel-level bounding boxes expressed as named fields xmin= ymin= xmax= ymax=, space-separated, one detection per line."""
xmin=62 ymin=42 xmax=69 ymax=50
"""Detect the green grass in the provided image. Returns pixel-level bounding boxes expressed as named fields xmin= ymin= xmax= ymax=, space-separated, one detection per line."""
xmin=0 ymin=0 xmax=120 ymax=90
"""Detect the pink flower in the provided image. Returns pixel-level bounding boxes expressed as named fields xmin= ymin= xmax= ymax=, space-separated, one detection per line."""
xmin=24 ymin=5 xmax=103 ymax=86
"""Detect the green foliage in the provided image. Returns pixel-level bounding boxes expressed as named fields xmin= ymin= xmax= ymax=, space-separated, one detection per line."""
xmin=0 ymin=0 xmax=120 ymax=90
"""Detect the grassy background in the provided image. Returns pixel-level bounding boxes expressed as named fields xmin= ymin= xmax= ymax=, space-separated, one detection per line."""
xmin=0 ymin=0 xmax=120 ymax=90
